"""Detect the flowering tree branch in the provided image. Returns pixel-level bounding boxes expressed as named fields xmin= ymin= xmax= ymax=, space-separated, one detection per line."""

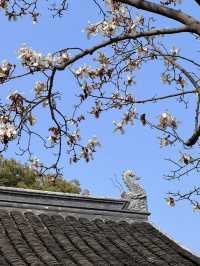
xmin=119 ymin=0 xmax=200 ymax=34
xmin=56 ymin=26 xmax=191 ymax=71
xmin=1 ymin=0 xmax=200 ymax=209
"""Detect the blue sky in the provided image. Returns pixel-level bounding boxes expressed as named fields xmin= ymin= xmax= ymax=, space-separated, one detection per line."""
xmin=0 ymin=0 xmax=200 ymax=255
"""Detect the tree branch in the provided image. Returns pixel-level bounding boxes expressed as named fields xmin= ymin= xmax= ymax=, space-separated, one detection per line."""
xmin=118 ymin=0 xmax=200 ymax=35
xmin=90 ymin=89 xmax=196 ymax=104
xmin=195 ymin=0 xmax=200 ymax=6
xmin=185 ymin=126 xmax=200 ymax=146
xmin=56 ymin=26 xmax=190 ymax=71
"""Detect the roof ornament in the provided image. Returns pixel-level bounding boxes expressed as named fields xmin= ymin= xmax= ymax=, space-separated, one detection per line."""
xmin=121 ymin=170 xmax=148 ymax=213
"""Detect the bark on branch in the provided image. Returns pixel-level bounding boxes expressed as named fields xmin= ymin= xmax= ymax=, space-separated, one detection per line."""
xmin=185 ymin=126 xmax=200 ymax=146
xmin=195 ymin=0 xmax=200 ymax=6
xmin=56 ymin=26 xmax=190 ymax=71
xmin=118 ymin=0 xmax=200 ymax=35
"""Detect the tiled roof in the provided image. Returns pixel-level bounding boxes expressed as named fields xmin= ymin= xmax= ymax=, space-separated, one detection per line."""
xmin=0 ymin=187 xmax=198 ymax=266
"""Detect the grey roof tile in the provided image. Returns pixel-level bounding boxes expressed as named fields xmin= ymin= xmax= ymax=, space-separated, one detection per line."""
xmin=0 ymin=210 xmax=198 ymax=265
xmin=0 ymin=187 xmax=198 ymax=265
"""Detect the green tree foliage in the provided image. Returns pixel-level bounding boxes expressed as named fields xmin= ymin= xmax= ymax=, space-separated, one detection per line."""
xmin=0 ymin=156 xmax=81 ymax=194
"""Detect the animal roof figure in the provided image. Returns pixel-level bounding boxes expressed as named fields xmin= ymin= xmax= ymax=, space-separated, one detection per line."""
xmin=121 ymin=170 xmax=148 ymax=213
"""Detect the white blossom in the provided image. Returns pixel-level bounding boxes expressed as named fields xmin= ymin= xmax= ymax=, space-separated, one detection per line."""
xmin=160 ymin=138 xmax=170 ymax=147
xmin=113 ymin=121 xmax=124 ymax=134
xmin=87 ymin=137 xmax=101 ymax=150
xmin=159 ymin=112 xmax=178 ymax=129
xmin=34 ymin=81 xmax=46 ymax=95
xmin=166 ymin=197 xmax=175 ymax=207
xmin=0 ymin=123 xmax=17 ymax=143
xmin=180 ymin=154 xmax=193 ymax=165
xmin=170 ymin=46 xmax=180 ymax=56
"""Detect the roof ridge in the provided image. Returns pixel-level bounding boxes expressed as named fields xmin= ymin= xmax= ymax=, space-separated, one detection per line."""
xmin=0 ymin=186 xmax=150 ymax=223
xmin=0 ymin=186 xmax=124 ymax=201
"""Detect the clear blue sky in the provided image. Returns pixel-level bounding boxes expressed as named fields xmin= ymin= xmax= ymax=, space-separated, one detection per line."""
xmin=0 ymin=0 xmax=200 ymax=256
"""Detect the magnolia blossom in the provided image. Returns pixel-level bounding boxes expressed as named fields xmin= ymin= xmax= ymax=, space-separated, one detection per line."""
xmin=42 ymin=99 xmax=49 ymax=107
xmin=61 ymin=52 xmax=70 ymax=62
xmin=105 ymin=0 xmax=127 ymax=15
xmin=85 ymin=19 xmax=117 ymax=37
xmin=122 ymin=110 xmax=137 ymax=125
xmin=193 ymin=203 xmax=200 ymax=212
xmin=160 ymin=138 xmax=170 ymax=147
xmin=78 ymin=137 xmax=101 ymax=162
xmin=100 ymin=20 xmax=117 ymax=36
xmin=0 ymin=60 xmax=12 ymax=74
xmin=161 ymin=73 xmax=171 ymax=85
xmin=67 ymin=130 xmax=81 ymax=145
xmin=180 ymin=154 xmax=193 ymax=165
xmin=74 ymin=65 xmax=92 ymax=78
xmin=18 ymin=46 xmax=70 ymax=70
xmin=126 ymin=59 xmax=141 ymax=71
xmin=87 ymin=137 xmax=101 ymax=150
xmin=34 ymin=81 xmax=46 ymax=95
xmin=0 ymin=115 xmax=9 ymax=124
xmin=113 ymin=121 xmax=124 ymax=134
xmin=0 ymin=123 xmax=17 ymax=144
xmin=80 ymin=147 xmax=93 ymax=162
xmin=131 ymin=16 xmax=144 ymax=30
xmin=137 ymin=46 xmax=148 ymax=55
xmin=48 ymin=135 xmax=59 ymax=144
xmin=97 ymin=52 xmax=110 ymax=66
xmin=159 ymin=112 xmax=178 ymax=129
xmin=48 ymin=127 xmax=60 ymax=144
xmin=166 ymin=197 xmax=175 ymax=207
xmin=170 ymin=46 xmax=179 ymax=56
xmin=0 ymin=0 xmax=7 ymax=9
xmin=126 ymin=75 xmax=136 ymax=86
xmin=28 ymin=113 xmax=36 ymax=126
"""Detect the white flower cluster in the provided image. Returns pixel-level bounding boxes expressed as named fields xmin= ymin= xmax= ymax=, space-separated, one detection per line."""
xmin=0 ymin=60 xmax=12 ymax=79
xmin=113 ymin=121 xmax=124 ymax=134
xmin=159 ymin=112 xmax=178 ymax=129
xmin=87 ymin=137 xmax=101 ymax=151
xmin=166 ymin=197 xmax=175 ymax=207
xmin=170 ymin=46 xmax=179 ymax=56
xmin=105 ymin=0 xmax=127 ymax=15
xmin=80 ymin=137 xmax=101 ymax=162
xmin=18 ymin=46 xmax=70 ymax=70
xmin=48 ymin=127 xmax=60 ymax=145
xmin=0 ymin=122 xmax=17 ymax=144
xmin=85 ymin=0 xmax=144 ymax=38
xmin=160 ymin=137 xmax=171 ymax=147
xmin=193 ymin=203 xmax=200 ymax=212
xmin=34 ymin=81 xmax=47 ymax=95
xmin=113 ymin=110 xmax=137 ymax=134
xmin=161 ymin=73 xmax=171 ymax=85
xmin=96 ymin=20 xmax=117 ymax=36
xmin=85 ymin=14 xmax=144 ymax=38
xmin=74 ymin=63 xmax=111 ymax=81
xmin=180 ymin=154 xmax=193 ymax=165
xmin=126 ymin=59 xmax=141 ymax=71
xmin=67 ymin=130 xmax=81 ymax=146
xmin=0 ymin=0 xmax=7 ymax=9
xmin=74 ymin=65 xmax=92 ymax=78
